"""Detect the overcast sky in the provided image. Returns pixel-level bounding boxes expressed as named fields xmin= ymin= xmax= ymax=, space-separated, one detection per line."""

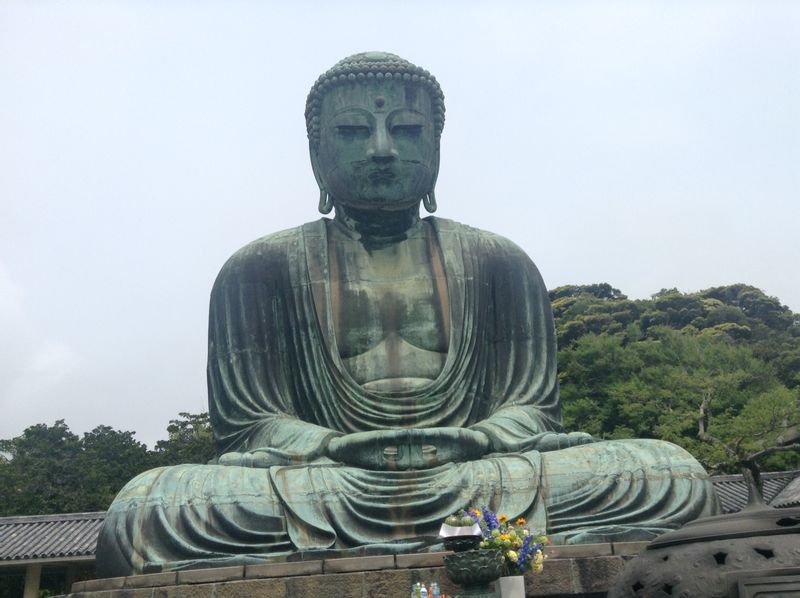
xmin=1 ymin=0 xmax=798 ymax=448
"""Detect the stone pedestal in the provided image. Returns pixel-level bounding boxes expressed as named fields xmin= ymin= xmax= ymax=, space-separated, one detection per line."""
xmin=65 ymin=542 xmax=647 ymax=598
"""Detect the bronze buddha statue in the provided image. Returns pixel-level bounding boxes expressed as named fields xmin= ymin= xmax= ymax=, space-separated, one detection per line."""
xmin=96 ymin=52 xmax=718 ymax=577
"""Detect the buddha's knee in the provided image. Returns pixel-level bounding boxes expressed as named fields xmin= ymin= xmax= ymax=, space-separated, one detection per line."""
xmin=540 ymin=438 xmax=711 ymax=487
xmin=109 ymin=463 xmax=282 ymax=513
xmin=99 ymin=464 xmax=289 ymax=576
xmin=607 ymin=438 xmax=710 ymax=474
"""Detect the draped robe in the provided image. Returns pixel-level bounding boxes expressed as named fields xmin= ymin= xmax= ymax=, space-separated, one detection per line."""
xmin=96 ymin=218 xmax=718 ymax=577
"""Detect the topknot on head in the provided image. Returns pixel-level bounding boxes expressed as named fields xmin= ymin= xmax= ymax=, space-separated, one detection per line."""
xmin=305 ymin=51 xmax=446 ymax=150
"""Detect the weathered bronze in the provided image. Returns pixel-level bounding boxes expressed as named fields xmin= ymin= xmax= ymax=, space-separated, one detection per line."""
xmin=96 ymin=52 xmax=719 ymax=577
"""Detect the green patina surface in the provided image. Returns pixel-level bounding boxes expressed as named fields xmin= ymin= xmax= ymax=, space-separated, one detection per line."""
xmin=96 ymin=52 xmax=719 ymax=577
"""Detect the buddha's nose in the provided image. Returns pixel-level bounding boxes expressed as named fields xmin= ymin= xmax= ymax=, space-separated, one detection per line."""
xmin=367 ymin=123 xmax=398 ymax=162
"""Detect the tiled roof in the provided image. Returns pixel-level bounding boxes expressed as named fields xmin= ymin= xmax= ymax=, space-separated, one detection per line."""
xmin=772 ymin=476 xmax=800 ymax=508
xmin=0 ymin=512 xmax=105 ymax=563
xmin=710 ymin=470 xmax=799 ymax=513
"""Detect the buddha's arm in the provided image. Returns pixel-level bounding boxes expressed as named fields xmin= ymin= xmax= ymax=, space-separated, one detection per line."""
xmin=208 ymin=339 xmax=345 ymax=463
xmin=227 ymin=415 xmax=342 ymax=463
xmin=208 ymin=345 xmax=344 ymax=464
xmin=463 ymin=234 xmax=594 ymax=453
xmin=206 ymin=237 xmax=345 ymax=464
xmin=471 ymin=407 xmax=593 ymax=453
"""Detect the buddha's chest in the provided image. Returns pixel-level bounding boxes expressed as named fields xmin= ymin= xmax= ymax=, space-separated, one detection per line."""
xmin=327 ymin=228 xmax=450 ymax=388
xmin=334 ymin=277 xmax=446 ymax=355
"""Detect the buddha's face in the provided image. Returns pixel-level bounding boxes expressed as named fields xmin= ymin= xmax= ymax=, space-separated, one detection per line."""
xmin=313 ymin=80 xmax=438 ymax=211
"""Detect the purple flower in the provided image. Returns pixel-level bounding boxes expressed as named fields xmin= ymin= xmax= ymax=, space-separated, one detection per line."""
xmin=516 ymin=535 xmax=533 ymax=571
xmin=480 ymin=506 xmax=499 ymax=536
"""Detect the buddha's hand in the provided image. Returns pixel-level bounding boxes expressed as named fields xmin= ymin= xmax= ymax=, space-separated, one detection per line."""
xmin=218 ymin=452 xmax=275 ymax=468
xmin=217 ymin=445 xmax=328 ymax=468
xmin=525 ymin=431 xmax=596 ymax=452
xmin=327 ymin=428 xmax=491 ymax=471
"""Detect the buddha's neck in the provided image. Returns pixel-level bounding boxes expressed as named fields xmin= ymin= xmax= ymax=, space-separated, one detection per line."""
xmin=333 ymin=204 xmax=422 ymax=248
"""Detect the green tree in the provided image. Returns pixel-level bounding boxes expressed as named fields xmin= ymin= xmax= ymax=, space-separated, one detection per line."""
xmin=152 ymin=412 xmax=215 ymax=466
xmin=0 ymin=421 xmax=82 ymax=515
xmin=76 ymin=426 xmax=153 ymax=510
xmin=699 ymin=386 xmax=800 ymax=476
xmin=0 ymin=413 xmax=217 ymax=516
xmin=0 ymin=422 xmax=153 ymax=515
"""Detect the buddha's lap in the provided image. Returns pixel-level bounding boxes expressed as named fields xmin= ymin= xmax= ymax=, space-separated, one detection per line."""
xmin=96 ymin=438 xmax=717 ymax=577
xmin=107 ymin=437 xmax=711 ymax=525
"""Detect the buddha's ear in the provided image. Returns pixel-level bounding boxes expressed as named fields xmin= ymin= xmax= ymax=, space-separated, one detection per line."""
xmin=309 ymin=144 xmax=323 ymax=188
xmin=423 ymin=148 xmax=441 ymax=213
xmin=309 ymin=145 xmax=333 ymax=214
xmin=430 ymin=146 xmax=441 ymax=191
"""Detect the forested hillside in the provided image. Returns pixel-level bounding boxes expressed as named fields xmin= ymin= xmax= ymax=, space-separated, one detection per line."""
xmin=0 ymin=284 xmax=798 ymax=517
xmin=553 ymin=283 xmax=800 ymax=474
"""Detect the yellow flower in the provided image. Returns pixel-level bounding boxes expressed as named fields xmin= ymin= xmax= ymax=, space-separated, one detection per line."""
xmin=498 ymin=514 xmax=509 ymax=524
xmin=516 ymin=518 xmax=526 ymax=526
xmin=507 ymin=551 xmax=518 ymax=562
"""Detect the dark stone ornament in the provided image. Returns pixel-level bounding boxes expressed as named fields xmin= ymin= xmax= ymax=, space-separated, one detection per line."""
xmin=609 ymin=471 xmax=800 ymax=598
xmin=442 ymin=534 xmax=482 ymax=553
xmin=443 ymin=549 xmax=503 ymax=598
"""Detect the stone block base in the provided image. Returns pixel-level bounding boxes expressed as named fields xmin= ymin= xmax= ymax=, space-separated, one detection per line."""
xmin=65 ymin=542 xmax=647 ymax=598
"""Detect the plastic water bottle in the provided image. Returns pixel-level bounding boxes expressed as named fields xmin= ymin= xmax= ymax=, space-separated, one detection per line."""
xmin=420 ymin=584 xmax=428 ymax=598
xmin=431 ymin=582 xmax=441 ymax=598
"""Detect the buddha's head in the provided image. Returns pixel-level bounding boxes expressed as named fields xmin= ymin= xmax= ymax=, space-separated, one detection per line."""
xmin=305 ymin=52 xmax=445 ymax=214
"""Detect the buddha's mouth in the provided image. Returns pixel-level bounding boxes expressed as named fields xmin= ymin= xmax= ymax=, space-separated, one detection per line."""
xmin=367 ymin=168 xmax=397 ymax=184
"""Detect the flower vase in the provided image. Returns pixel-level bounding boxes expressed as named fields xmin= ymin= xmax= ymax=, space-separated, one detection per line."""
xmin=496 ymin=575 xmax=525 ymax=598
xmin=443 ymin=549 xmax=503 ymax=597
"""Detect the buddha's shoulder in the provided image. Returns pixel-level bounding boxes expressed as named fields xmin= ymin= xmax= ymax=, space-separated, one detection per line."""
xmin=215 ymin=221 xmax=322 ymax=278
xmin=430 ymin=217 xmax=535 ymax=262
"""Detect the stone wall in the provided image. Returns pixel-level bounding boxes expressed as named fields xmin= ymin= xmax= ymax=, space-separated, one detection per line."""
xmin=65 ymin=542 xmax=648 ymax=598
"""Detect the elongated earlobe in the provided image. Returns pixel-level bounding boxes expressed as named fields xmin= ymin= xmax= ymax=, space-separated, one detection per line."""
xmin=318 ymin=188 xmax=333 ymax=214
xmin=422 ymin=191 xmax=437 ymax=213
